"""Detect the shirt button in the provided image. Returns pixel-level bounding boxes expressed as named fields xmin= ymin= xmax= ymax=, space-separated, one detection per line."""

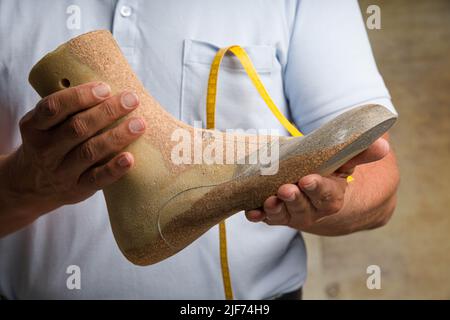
xmin=120 ymin=5 xmax=132 ymax=17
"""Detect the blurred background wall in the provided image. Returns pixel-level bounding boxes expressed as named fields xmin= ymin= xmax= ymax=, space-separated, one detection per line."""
xmin=303 ymin=0 xmax=450 ymax=299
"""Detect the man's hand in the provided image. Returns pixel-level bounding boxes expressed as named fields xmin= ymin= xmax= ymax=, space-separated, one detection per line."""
xmin=0 ymin=82 xmax=146 ymax=235
xmin=245 ymin=137 xmax=397 ymax=234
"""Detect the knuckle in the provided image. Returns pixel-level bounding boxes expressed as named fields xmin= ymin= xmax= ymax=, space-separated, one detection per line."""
xmin=88 ymin=170 xmax=102 ymax=190
xmin=38 ymin=96 xmax=59 ymax=117
xmin=100 ymin=99 xmax=117 ymax=119
xmin=320 ymin=191 xmax=334 ymax=203
xmin=68 ymin=116 xmax=88 ymax=138
xmin=79 ymin=141 xmax=97 ymax=162
xmin=109 ymin=128 xmax=125 ymax=145
xmin=73 ymin=86 xmax=87 ymax=106
xmin=104 ymin=164 xmax=117 ymax=179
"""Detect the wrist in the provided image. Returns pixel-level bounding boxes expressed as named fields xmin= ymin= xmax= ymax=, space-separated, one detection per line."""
xmin=0 ymin=149 xmax=42 ymax=220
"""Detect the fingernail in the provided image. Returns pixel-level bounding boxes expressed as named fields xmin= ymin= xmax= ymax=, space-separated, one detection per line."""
xmin=275 ymin=204 xmax=282 ymax=213
xmin=92 ymin=83 xmax=111 ymax=98
xmin=122 ymin=92 xmax=139 ymax=109
xmin=268 ymin=204 xmax=282 ymax=214
xmin=303 ymin=179 xmax=317 ymax=191
xmin=380 ymin=139 xmax=390 ymax=154
xmin=129 ymin=118 xmax=145 ymax=133
xmin=118 ymin=154 xmax=131 ymax=167
xmin=286 ymin=193 xmax=296 ymax=202
xmin=247 ymin=211 xmax=261 ymax=222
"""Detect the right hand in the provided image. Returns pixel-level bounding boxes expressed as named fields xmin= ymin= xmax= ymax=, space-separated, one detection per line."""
xmin=7 ymin=81 xmax=146 ymax=218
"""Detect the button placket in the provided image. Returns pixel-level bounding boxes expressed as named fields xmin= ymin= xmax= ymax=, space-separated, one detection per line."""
xmin=112 ymin=0 xmax=139 ymax=65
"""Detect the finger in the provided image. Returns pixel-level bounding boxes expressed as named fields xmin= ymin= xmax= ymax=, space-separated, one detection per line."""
xmin=338 ymin=138 xmax=390 ymax=173
xmin=19 ymin=109 xmax=45 ymax=142
xmin=51 ymin=91 xmax=140 ymax=157
xmin=245 ymin=209 xmax=266 ymax=222
xmin=60 ymin=117 xmax=146 ymax=176
xmin=299 ymin=174 xmax=346 ymax=216
xmin=263 ymin=196 xmax=290 ymax=225
xmin=277 ymin=183 xmax=311 ymax=216
xmin=30 ymin=82 xmax=112 ymax=130
xmin=79 ymin=152 xmax=134 ymax=191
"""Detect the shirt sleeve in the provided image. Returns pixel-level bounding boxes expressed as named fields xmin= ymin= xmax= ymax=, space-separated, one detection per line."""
xmin=284 ymin=0 xmax=397 ymax=134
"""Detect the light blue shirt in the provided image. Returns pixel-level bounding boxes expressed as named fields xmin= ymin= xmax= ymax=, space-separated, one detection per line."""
xmin=0 ymin=0 xmax=395 ymax=299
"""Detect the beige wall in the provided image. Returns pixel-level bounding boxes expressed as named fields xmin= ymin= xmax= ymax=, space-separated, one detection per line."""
xmin=303 ymin=0 xmax=450 ymax=299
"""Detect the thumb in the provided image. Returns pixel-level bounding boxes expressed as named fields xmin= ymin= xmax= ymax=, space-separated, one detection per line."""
xmin=338 ymin=137 xmax=390 ymax=173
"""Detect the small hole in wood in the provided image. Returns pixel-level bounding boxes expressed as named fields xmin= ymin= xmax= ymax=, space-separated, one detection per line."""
xmin=60 ymin=78 xmax=71 ymax=88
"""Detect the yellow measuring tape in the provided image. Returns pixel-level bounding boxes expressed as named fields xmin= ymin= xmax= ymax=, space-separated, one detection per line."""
xmin=207 ymin=45 xmax=352 ymax=300
xmin=207 ymin=46 xmax=302 ymax=136
xmin=207 ymin=45 xmax=302 ymax=300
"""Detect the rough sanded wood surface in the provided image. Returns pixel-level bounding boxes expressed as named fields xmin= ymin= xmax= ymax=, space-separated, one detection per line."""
xmin=28 ymin=30 xmax=397 ymax=265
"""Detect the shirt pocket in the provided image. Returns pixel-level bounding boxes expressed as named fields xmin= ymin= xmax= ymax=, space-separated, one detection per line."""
xmin=180 ymin=39 xmax=290 ymax=134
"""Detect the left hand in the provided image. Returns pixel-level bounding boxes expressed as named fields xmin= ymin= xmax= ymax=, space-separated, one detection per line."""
xmin=245 ymin=137 xmax=390 ymax=231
